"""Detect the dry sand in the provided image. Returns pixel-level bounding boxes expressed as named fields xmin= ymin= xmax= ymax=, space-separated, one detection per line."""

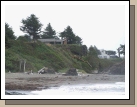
xmin=5 ymin=72 xmax=125 ymax=90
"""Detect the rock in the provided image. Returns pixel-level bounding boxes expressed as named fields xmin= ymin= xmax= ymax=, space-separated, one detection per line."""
xmin=63 ymin=68 xmax=78 ymax=76
xmin=24 ymin=70 xmax=33 ymax=75
xmin=108 ymin=61 xmax=125 ymax=75
xmin=98 ymin=61 xmax=125 ymax=75
xmin=55 ymin=76 xmax=58 ymax=78
xmin=46 ymin=69 xmax=56 ymax=74
xmin=5 ymin=91 xmax=26 ymax=95
xmin=92 ymin=69 xmax=98 ymax=74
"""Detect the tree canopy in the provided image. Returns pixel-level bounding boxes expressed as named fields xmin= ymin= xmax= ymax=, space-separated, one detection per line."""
xmin=7 ymin=13 xmax=84 ymax=45
xmin=5 ymin=23 xmax=16 ymax=48
xmin=17 ymin=34 xmax=30 ymax=41
xmin=119 ymin=44 xmax=125 ymax=55
xmin=59 ymin=26 xmax=82 ymax=44
xmin=20 ymin=14 xmax=43 ymax=40
xmin=88 ymin=45 xmax=98 ymax=56
xmin=75 ymin=36 xmax=82 ymax=45
xmin=117 ymin=44 xmax=125 ymax=57
xmin=5 ymin=23 xmax=16 ymax=40
xmin=81 ymin=45 xmax=88 ymax=56
xmin=93 ymin=45 xmax=101 ymax=55
xmin=41 ymin=23 xmax=56 ymax=39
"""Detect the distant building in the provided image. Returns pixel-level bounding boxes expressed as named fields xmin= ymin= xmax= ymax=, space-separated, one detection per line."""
xmin=37 ymin=38 xmax=67 ymax=45
xmin=98 ymin=49 xmax=110 ymax=59
xmin=98 ymin=49 xmax=118 ymax=59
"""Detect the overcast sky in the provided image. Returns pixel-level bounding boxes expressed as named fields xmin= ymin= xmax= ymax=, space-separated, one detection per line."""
xmin=4 ymin=1 xmax=126 ymax=52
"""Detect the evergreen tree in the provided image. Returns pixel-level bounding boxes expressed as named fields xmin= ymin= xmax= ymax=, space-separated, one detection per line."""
xmin=82 ymin=45 xmax=88 ymax=56
xmin=17 ymin=34 xmax=30 ymax=41
xmin=5 ymin=23 xmax=16 ymax=48
xmin=20 ymin=14 xmax=43 ymax=40
xmin=120 ymin=44 xmax=125 ymax=56
xmin=59 ymin=26 xmax=75 ymax=44
xmin=5 ymin=23 xmax=16 ymax=40
xmin=117 ymin=44 xmax=125 ymax=57
xmin=75 ymin=36 xmax=82 ymax=45
xmin=59 ymin=26 xmax=82 ymax=44
xmin=93 ymin=45 xmax=101 ymax=55
xmin=41 ymin=23 xmax=56 ymax=39
xmin=89 ymin=45 xmax=98 ymax=56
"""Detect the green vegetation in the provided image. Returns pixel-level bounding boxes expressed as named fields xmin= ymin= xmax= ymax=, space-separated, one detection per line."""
xmin=5 ymin=40 xmax=82 ymax=72
xmin=59 ymin=26 xmax=82 ymax=45
xmin=117 ymin=44 xmax=125 ymax=58
xmin=5 ymin=23 xmax=16 ymax=48
xmin=5 ymin=40 xmax=123 ymax=73
xmin=20 ymin=14 xmax=43 ymax=40
xmin=41 ymin=23 xmax=56 ymax=39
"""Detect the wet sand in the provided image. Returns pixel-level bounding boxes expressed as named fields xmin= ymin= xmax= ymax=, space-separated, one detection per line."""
xmin=5 ymin=73 xmax=125 ymax=90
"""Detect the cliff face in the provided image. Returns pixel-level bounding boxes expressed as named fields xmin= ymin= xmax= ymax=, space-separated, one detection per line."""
xmin=99 ymin=60 xmax=125 ymax=75
xmin=108 ymin=61 xmax=125 ymax=75
xmin=5 ymin=40 xmax=83 ymax=72
xmin=5 ymin=40 xmax=124 ymax=74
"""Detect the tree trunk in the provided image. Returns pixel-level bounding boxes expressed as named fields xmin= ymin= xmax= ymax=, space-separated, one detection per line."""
xmin=117 ymin=48 xmax=120 ymax=58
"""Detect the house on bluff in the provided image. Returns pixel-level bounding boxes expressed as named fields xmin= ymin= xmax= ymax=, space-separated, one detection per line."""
xmin=98 ymin=49 xmax=118 ymax=59
xmin=37 ymin=38 xmax=67 ymax=45
xmin=98 ymin=49 xmax=110 ymax=59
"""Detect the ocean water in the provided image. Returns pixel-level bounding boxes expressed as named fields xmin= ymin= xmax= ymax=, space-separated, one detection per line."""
xmin=5 ymin=82 xmax=125 ymax=95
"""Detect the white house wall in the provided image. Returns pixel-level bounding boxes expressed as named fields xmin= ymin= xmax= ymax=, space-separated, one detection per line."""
xmin=98 ymin=49 xmax=110 ymax=59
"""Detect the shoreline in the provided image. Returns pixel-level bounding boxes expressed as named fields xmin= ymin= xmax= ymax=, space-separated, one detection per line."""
xmin=5 ymin=73 xmax=125 ymax=91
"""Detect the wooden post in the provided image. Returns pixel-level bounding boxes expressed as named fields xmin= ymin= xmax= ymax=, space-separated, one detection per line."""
xmin=19 ymin=60 xmax=22 ymax=72
xmin=24 ymin=60 xmax=26 ymax=73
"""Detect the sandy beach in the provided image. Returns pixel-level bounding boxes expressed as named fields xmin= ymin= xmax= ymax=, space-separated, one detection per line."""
xmin=5 ymin=72 xmax=125 ymax=91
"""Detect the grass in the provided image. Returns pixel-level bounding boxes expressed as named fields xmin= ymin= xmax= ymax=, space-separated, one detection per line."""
xmin=5 ymin=40 xmax=124 ymax=73
xmin=5 ymin=40 xmax=86 ymax=72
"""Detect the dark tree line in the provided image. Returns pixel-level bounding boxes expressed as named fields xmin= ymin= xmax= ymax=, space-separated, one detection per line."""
xmin=19 ymin=14 xmax=82 ymax=44
xmin=5 ymin=23 xmax=16 ymax=48
xmin=5 ymin=14 xmax=82 ymax=46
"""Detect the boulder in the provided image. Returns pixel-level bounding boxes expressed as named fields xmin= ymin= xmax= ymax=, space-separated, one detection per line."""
xmin=98 ymin=61 xmax=125 ymax=75
xmin=108 ymin=61 xmax=125 ymax=75
xmin=92 ymin=69 xmax=98 ymax=74
xmin=5 ymin=91 xmax=26 ymax=95
xmin=63 ymin=68 xmax=78 ymax=76
xmin=45 ymin=68 xmax=56 ymax=74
